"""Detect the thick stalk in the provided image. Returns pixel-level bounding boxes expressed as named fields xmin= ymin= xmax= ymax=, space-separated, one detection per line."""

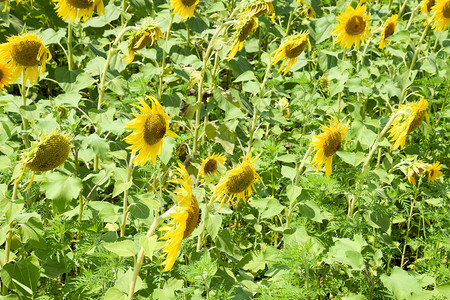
xmin=128 ymin=211 xmax=171 ymax=299
xmin=398 ymin=0 xmax=409 ymax=17
xmin=120 ymin=153 xmax=136 ymax=237
xmin=284 ymin=11 xmax=294 ymax=38
xmin=408 ymin=23 xmax=429 ymax=73
xmin=20 ymin=76 xmax=30 ymax=148
xmin=400 ymin=181 xmax=421 ymax=267
xmin=158 ymin=14 xmax=175 ymax=98
xmin=294 ymin=146 xmax=313 ymax=186
xmin=67 ymin=22 xmax=75 ymax=70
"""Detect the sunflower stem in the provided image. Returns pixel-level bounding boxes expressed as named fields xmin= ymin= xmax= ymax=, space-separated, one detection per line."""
xmin=196 ymin=201 xmax=211 ymax=252
xmin=77 ymin=192 xmax=84 ymax=239
xmin=284 ymin=11 xmax=294 ymax=38
xmin=67 ymin=22 xmax=75 ymax=70
xmin=20 ymin=75 xmax=30 ymax=148
xmin=120 ymin=152 xmax=136 ymax=237
xmin=158 ymin=14 xmax=175 ymax=98
xmin=398 ymin=0 xmax=409 ymax=17
xmin=294 ymin=146 xmax=312 ymax=186
xmin=186 ymin=22 xmax=190 ymax=45
xmin=128 ymin=211 xmax=171 ymax=300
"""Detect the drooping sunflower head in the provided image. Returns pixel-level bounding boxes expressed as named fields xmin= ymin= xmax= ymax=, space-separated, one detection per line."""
xmin=212 ymin=152 xmax=262 ymax=209
xmin=331 ymin=2 xmax=372 ymax=49
xmin=407 ymin=161 xmax=429 ymax=185
xmin=421 ymin=0 xmax=436 ymax=13
xmin=14 ymin=130 xmax=71 ymax=190
xmin=388 ymin=95 xmax=429 ymax=150
xmin=199 ymin=153 xmax=226 ymax=182
xmin=277 ymin=97 xmax=291 ymax=118
xmin=159 ymin=163 xmax=200 ymax=272
xmin=0 ymin=33 xmax=52 ymax=85
xmin=378 ymin=14 xmax=398 ymax=49
xmin=54 ymin=0 xmax=105 ymax=23
xmin=226 ymin=15 xmax=259 ymax=60
xmin=310 ymin=116 xmax=349 ymax=178
xmin=0 ymin=62 xmax=13 ymax=91
xmin=124 ymin=96 xmax=177 ymax=166
xmin=238 ymin=0 xmax=274 ymax=20
xmin=271 ymin=31 xmax=310 ymax=75
xmin=125 ymin=19 xmax=163 ymax=64
xmin=175 ymin=143 xmax=189 ymax=163
xmin=426 ymin=161 xmax=442 ymax=183
xmin=429 ymin=0 xmax=450 ymax=31
xmin=170 ymin=0 xmax=199 ymax=20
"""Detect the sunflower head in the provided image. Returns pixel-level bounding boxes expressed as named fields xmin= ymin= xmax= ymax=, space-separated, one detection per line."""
xmin=421 ymin=0 xmax=436 ymax=13
xmin=310 ymin=116 xmax=349 ymax=178
xmin=239 ymin=0 xmax=274 ymax=20
xmin=159 ymin=163 xmax=200 ymax=272
xmin=429 ymin=0 xmax=450 ymax=31
xmin=175 ymin=143 xmax=189 ymax=163
xmin=407 ymin=161 xmax=429 ymax=185
xmin=388 ymin=95 xmax=429 ymax=150
xmin=426 ymin=161 xmax=442 ymax=183
xmin=54 ymin=0 xmax=105 ymax=23
xmin=199 ymin=153 xmax=226 ymax=182
xmin=0 ymin=62 xmax=13 ymax=91
xmin=226 ymin=15 xmax=259 ymax=60
xmin=271 ymin=31 xmax=310 ymax=75
xmin=124 ymin=96 xmax=177 ymax=166
xmin=125 ymin=18 xmax=163 ymax=64
xmin=0 ymin=33 xmax=52 ymax=85
xmin=277 ymin=97 xmax=291 ymax=118
xmin=378 ymin=14 xmax=398 ymax=49
xmin=212 ymin=152 xmax=262 ymax=209
xmin=332 ymin=2 xmax=372 ymax=49
xmin=170 ymin=0 xmax=199 ymax=20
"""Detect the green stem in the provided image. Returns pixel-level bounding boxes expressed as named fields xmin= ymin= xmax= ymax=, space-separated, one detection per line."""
xmin=401 ymin=181 xmax=421 ymax=267
xmin=120 ymin=153 xmax=136 ymax=237
xmin=186 ymin=22 xmax=190 ymax=45
xmin=67 ymin=22 xmax=75 ymax=70
xmin=284 ymin=11 xmax=294 ymax=38
xmin=121 ymin=0 xmax=127 ymax=27
xmin=294 ymin=146 xmax=313 ymax=186
xmin=398 ymin=0 xmax=409 ymax=17
xmin=20 ymin=76 xmax=29 ymax=148
xmin=128 ymin=211 xmax=171 ymax=300
xmin=77 ymin=192 xmax=84 ymax=238
xmin=158 ymin=14 xmax=174 ymax=98
xmin=196 ymin=201 xmax=211 ymax=252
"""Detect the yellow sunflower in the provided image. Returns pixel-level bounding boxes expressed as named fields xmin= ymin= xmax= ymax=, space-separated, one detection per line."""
xmin=0 ymin=33 xmax=52 ymax=85
xmin=421 ymin=0 xmax=436 ymax=13
xmin=0 ymin=62 xmax=13 ymax=91
xmin=124 ymin=96 xmax=177 ymax=166
xmin=388 ymin=95 xmax=429 ymax=150
xmin=332 ymin=2 xmax=372 ymax=49
xmin=429 ymin=0 xmax=450 ymax=31
xmin=13 ymin=130 xmax=71 ymax=190
xmin=159 ymin=163 xmax=200 ymax=272
xmin=54 ymin=0 xmax=105 ymax=23
xmin=238 ymin=0 xmax=274 ymax=20
xmin=212 ymin=152 xmax=262 ymax=209
xmin=378 ymin=14 xmax=398 ymax=49
xmin=271 ymin=31 xmax=311 ymax=75
xmin=426 ymin=161 xmax=442 ymax=183
xmin=407 ymin=161 xmax=429 ymax=185
xmin=125 ymin=19 xmax=163 ymax=64
xmin=226 ymin=14 xmax=259 ymax=60
xmin=304 ymin=5 xmax=316 ymax=18
xmin=310 ymin=116 xmax=349 ymax=178
xmin=198 ymin=153 xmax=226 ymax=182
xmin=170 ymin=0 xmax=199 ymax=20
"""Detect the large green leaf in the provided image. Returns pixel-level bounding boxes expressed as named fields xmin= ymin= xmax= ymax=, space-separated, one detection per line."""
xmin=381 ymin=267 xmax=431 ymax=300
xmin=1 ymin=256 xmax=40 ymax=298
xmin=41 ymin=173 xmax=83 ymax=214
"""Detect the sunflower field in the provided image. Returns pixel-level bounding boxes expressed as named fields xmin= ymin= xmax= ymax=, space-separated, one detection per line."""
xmin=0 ymin=0 xmax=449 ymax=298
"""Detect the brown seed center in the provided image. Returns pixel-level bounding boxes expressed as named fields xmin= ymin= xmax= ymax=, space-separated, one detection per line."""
xmin=26 ymin=135 xmax=70 ymax=172
xmin=285 ymin=40 xmax=307 ymax=58
xmin=143 ymin=114 xmax=166 ymax=145
xmin=180 ymin=0 xmax=197 ymax=7
xmin=426 ymin=0 xmax=435 ymax=12
xmin=203 ymin=159 xmax=218 ymax=175
xmin=11 ymin=40 xmax=43 ymax=67
xmin=443 ymin=2 xmax=450 ymax=18
xmin=226 ymin=165 xmax=254 ymax=194
xmin=345 ymin=16 xmax=366 ymax=36
xmin=0 ymin=68 xmax=3 ymax=81
xmin=408 ymin=110 xmax=425 ymax=133
xmin=323 ymin=131 xmax=342 ymax=157
xmin=66 ymin=0 xmax=94 ymax=9
xmin=384 ymin=23 xmax=395 ymax=39
xmin=183 ymin=195 xmax=200 ymax=238
xmin=131 ymin=34 xmax=153 ymax=51
xmin=238 ymin=18 xmax=257 ymax=42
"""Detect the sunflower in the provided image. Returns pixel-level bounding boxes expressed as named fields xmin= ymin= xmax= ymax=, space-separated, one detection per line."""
xmin=310 ymin=116 xmax=349 ymax=178
xmin=332 ymin=2 xmax=372 ymax=49
xmin=0 ymin=33 xmax=52 ymax=85
xmin=407 ymin=161 xmax=429 ymax=185
xmin=378 ymin=14 xmax=398 ymax=49
xmin=170 ymin=0 xmax=199 ymax=20
xmin=159 ymin=163 xmax=200 ymax=272
xmin=226 ymin=15 xmax=259 ymax=60
xmin=426 ymin=162 xmax=442 ymax=183
xmin=124 ymin=96 xmax=177 ymax=166
xmin=125 ymin=19 xmax=163 ymax=64
xmin=421 ymin=0 xmax=436 ymax=13
xmin=54 ymin=0 xmax=105 ymax=23
xmin=388 ymin=95 xmax=429 ymax=150
xmin=198 ymin=153 xmax=226 ymax=182
xmin=0 ymin=62 xmax=13 ymax=91
xmin=13 ymin=130 xmax=71 ymax=190
xmin=271 ymin=31 xmax=310 ymax=75
xmin=212 ymin=153 xmax=262 ymax=209
xmin=238 ymin=0 xmax=274 ymax=20
xmin=429 ymin=0 xmax=450 ymax=31
xmin=304 ymin=5 xmax=316 ymax=18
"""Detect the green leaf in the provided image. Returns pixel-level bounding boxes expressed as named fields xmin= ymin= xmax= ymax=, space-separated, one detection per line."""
xmin=80 ymin=133 xmax=110 ymax=160
xmin=281 ymin=165 xmax=296 ymax=181
xmin=206 ymin=214 xmax=222 ymax=240
xmin=159 ymin=136 xmax=176 ymax=165
xmin=381 ymin=267 xmax=431 ymax=300
xmin=41 ymin=173 xmax=83 ymax=214
xmin=336 ymin=151 xmax=365 ymax=167
xmin=139 ymin=235 xmax=158 ymax=260
xmin=286 ymin=185 xmax=302 ymax=203
xmin=1 ymin=256 xmax=40 ymax=298
xmin=234 ymin=71 xmax=257 ymax=82
xmin=41 ymin=28 xmax=66 ymax=45
xmin=54 ymin=92 xmax=81 ymax=107
xmin=16 ymin=213 xmax=46 ymax=248
xmin=103 ymin=240 xmax=136 ymax=257
xmin=104 ymin=287 xmax=127 ymax=300
xmin=326 ymin=235 xmax=367 ymax=270
xmin=250 ymin=198 xmax=284 ymax=219
xmin=115 ymin=268 xmax=143 ymax=294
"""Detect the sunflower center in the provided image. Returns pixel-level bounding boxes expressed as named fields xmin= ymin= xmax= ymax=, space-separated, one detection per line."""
xmin=131 ymin=33 xmax=153 ymax=51
xmin=226 ymin=165 xmax=254 ymax=194
xmin=26 ymin=134 xmax=70 ymax=172
xmin=345 ymin=16 xmax=366 ymax=36
xmin=429 ymin=169 xmax=435 ymax=178
xmin=183 ymin=195 xmax=200 ymax=239
xmin=0 ymin=68 xmax=3 ymax=81
xmin=180 ymin=0 xmax=197 ymax=7
xmin=285 ymin=40 xmax=307 ymax=58
xmin=407 ymin=110 xmax=426 ymax=133
xmin=203 ymin=159 xmax=218 ymax=175
xmin=384 ymin=23 xmax=395 ymax=39
xmin=426 ymin=0 xmax=435 ymax=12
xmin=10 ymin=40 xmax=43 ymax=67
xmin=144 ymin=114 xmax=166 ymax=145
xmin=239 ymin=18 xmax=257 ymax=42
xmin=66 ymin=0 xmax=94 ymax=9
xmin=443 ymin=1 xmax=450 ymax=18
xmin=323 ymin=131 xmax=342 ymax=157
